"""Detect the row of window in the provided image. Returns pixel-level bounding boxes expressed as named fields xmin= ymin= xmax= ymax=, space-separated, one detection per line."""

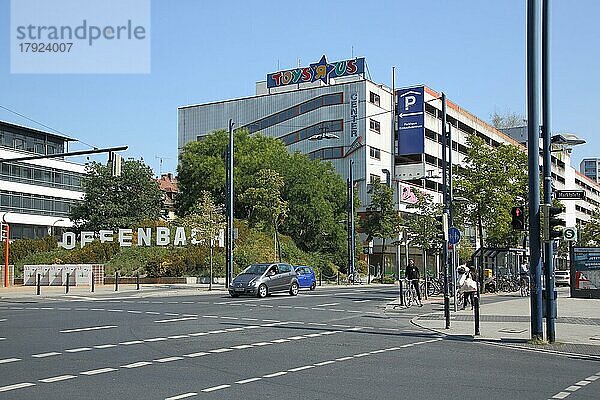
xmin=242 ymin=93 xmax=344 ymax=134
xmin=369 ymin=91 xmax=380 ymax=107
xmin=0 ymin=190 xmax=77 ymax=217
xmin=0 ymin=161 xmax=84 ymax=191
xmin=280 ymin=120 xmax=343 ymax=146
xmin=576 ymin=178 xmax=600 ymax=197
xmin=308 ymin=146 xmax=344 ymax=161
xmin=8 ymin=223 xmax=54 ymax=240
xmin=369 ymin=119 xmax=380 ymax=133
xmin=0 ymin=129 xmax=65 ymax=156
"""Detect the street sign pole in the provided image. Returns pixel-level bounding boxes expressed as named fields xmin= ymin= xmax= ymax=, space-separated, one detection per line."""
xmin=441 ymin=93 xmax=450 ymax=329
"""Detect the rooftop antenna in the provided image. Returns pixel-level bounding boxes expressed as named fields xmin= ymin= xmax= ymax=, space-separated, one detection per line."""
xmin=155 ymin=155 xmax=173 ymax=177
xmin=351 ymin=45 xmax=354 ymax=58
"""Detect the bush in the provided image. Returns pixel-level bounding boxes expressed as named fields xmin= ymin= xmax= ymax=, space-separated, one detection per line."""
xmin=1 ymin=236 xmax=58 ymax=265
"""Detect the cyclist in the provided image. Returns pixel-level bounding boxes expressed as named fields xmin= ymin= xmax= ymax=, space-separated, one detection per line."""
xmin=519 ymin=259 xmax=529 ymax=288
xmin=405 ymin=259 xmax=422 ymax=307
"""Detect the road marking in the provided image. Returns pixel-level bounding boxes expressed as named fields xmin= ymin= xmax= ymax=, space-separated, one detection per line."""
xmin=65 ymin=347 xmax=92 ymax=353
xmin=201 ymin=385 xmax=230 ymax=393
xmin=168 ymin=335 xmax=190 ymax=339
xmin=231 ymin=345 xmax=253 ymax=349
xmin=353 ymin=299 xmax=370 ymax=303
xmin=314 ymin=360 xmax=335 ymax=366
xmin=241 ymin=317 xmax=258 ymax=321
xmin=209 ymin=348 xmax=233 ymax=353
xmin=331 ymin=324 xmax=350 ymax=328
xmin=0 ymin=382 xmax=36 ymax=392
xmin=189 ymin=332 xmax=209 ymax=337
xmin=146 ymin=311 xmax=161 ymax=315
xmin=314 ymin=303 xmax=339 ymax=307
xmin=94 ymin=344 xmax=117 ymax=349
xmin=225 ymin=328 xmax=244 ymax=332
xmin=586 ymin=375 xmax=599 ymax=381
xmin=308 ymin=322 xmax=327 ymax=326
xmin=80 ymin=367 xmax=117 ymax=376
xmin=155 ymin=357 xmax=184 ymax=363
xmin=120 ymin=340 xmax=144 ymax=345
xmin=0 ymin=358 xmax=21 ymax=364
xmin=155 ymin=317 xmax=197 ymax=323
xmin=165 ymin=393 xmax=197 ymax=400
xmin=184 ymin=352 xmax=209 ymax=358
xmin=565 ymin=386 xmax=580 ymax=392
xmin=235 ymin=377 xmax=261 ymax=384
xmin=251 ymin=342 xmax=272 ymax=347
xmin=164 ymin=313 xmax=180 ymax=316
xmin=145 ymin=337 xmax=168 ymax=342
xmin=127 ymin=310 xmax=142 ymax=314
xmin=108 ymin=309 xmax=124 ymax=312
xmin=288 ymin=365 xmax=315 ymax=372
xmin=335 ymin=356 xmax=353 ymax=361
xmin=202 ymin=315 xmax=218 ymax=318
xmin=32 ymin=352 xmax=61 ymax=358
xmin=208 ymin=330 xmax=227 ymax=334
xmin=304 ymin=333 xmax=322 ymax=338
xmin=353 ymin=353 xmax=370 ymax=358
xmin=220 ymin=316 xmax=238 ymax=320
xmin=39 ymin=375 xmax=76 ymax=383
xmin=551 ymin=393 xmax=571 ymax=399
xmin=575 ymin=380 xmax=590 ymax=386
xmin=263 ymin=371 xmax=287 ymax=378
xmin=122 ymin=362 xmax=152 ymax=368
xmin=271 ymin=339 xmax=290 ymax=343
xmin=287 ymin=336 xmax=305 ymax=340
xmin=262 ymin=319 xmax=280 ymax=322
xmin=60 ymin=325 xmax=117 ymax=333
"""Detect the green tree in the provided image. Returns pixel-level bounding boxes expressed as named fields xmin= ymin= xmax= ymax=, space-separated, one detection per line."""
xmin=70 ymin=159 xmax=163 ymax=231
xmin=361 ymin=182 xmax=403 ymax=274
xmin=454 ymin=134 xmax=528 ymax=248
xmin=491 ymin=110 xmax=525 ymax=129
xmin=405 ymin=190 xmax=443 ymax=254
xmin=579 ymin=207 xmax=600 ymax=246
xmin=179 ymin=190 xmax=226 ymax=246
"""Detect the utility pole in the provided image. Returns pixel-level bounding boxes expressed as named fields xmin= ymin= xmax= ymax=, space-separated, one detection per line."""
xmin=441 ymin=92 xmax=451 ymax=329
xmin=347 ymin=159 xmax=355 ymax=281
xmin=527 ymin=0 xmax=544 ymax=341
xmin=226 ymin=119 xmax=235 ymax=290
xmin=542 ymin=0 xmax=556 ymax=343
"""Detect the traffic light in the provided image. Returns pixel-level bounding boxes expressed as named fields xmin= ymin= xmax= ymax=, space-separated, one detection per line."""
xmin=541 ymin=204 xmax=565 ymax=241
xmin=435 ymin=212 xmax=449 ymax=241
xmin=511 ymin=206 xmax=525 ymax=230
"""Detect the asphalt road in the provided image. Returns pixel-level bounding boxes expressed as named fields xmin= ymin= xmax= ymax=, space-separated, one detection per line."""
xmin=1 ymin=286 xmax=599 ymax=399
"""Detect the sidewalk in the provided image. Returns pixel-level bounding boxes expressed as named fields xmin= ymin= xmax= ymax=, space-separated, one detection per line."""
xmin=388 ymin=288 xmax=600 ymax=357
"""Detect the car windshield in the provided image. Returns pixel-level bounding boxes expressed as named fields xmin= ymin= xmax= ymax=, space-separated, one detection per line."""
xmin=240 ymin=264 xmax=270 ymax=275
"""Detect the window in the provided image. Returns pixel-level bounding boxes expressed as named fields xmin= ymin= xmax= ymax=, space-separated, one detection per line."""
xmin=370 ymin=174 xmax=380 ymax=183
xmin=369 ymin=119 xmax=381 ymax=133
xmin=278 ymin=264 xmax=292 ymax=273
xmin=369 ymin=146 xmax=381 ymax=160
xmin=369 ymin=91 xmax=380 ymax=107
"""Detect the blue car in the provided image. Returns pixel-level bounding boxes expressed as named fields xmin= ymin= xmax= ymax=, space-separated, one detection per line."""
xmin=294 ymin=266 xmax=317 ymax=290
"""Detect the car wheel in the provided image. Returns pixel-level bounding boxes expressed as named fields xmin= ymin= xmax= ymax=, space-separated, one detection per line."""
xmin=230 ymin=292 xmax=239 ymax=298
xmin=309 ymin=281 xmax=316 ymax=291
xmin=289 ymin=282 xmax=299 ymax=296
xmin=257 ymin=284 xmax=268 ymax=298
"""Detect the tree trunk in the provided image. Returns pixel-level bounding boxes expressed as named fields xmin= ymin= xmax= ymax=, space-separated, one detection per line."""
xmin=380 ymin=237 xmax=386 ymax=282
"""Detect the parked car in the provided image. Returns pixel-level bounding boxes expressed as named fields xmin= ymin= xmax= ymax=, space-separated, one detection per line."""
xmin=555 ymin=270 xmax=570 ymax=286
xmin=294 ymin=266 xmax=317 ymax=290
xmin=229 ymin=263 xmax=299 ymax=298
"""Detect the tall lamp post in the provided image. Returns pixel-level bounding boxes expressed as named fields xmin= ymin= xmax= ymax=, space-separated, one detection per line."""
xmin=226 ymin=119 xmax=235 ymax=290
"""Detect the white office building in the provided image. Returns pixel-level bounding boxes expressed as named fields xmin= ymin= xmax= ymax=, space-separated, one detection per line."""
xmin=0 ymin=120 xmax=85 ymax=239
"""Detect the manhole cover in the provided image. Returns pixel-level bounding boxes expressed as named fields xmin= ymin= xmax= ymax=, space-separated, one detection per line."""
xmin=498 ymin=328 xmax=527 ymax=334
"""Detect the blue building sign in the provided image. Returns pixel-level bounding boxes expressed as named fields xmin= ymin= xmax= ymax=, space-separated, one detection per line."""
xmin=397 ymin=85 xmax=425 ymax=155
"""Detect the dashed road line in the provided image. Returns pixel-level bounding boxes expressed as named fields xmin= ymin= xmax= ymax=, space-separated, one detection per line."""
xmin=32 ymin=352 xmax=61 ymax=358
xmin=201 ymin=384 xmax=230 ymax=393
xmin=0 ymin=382 xmax=36 ymax=392
xmin=155 ymin=317 xmax=197 ymax=323
xmin=39 ymin=375 xmax=76 ymax=383
xmin=166 ymin=393 xmax=197 ymax=400
xmin=0 ymin=358 xmax=21 ymax=364
xmin=60 ymin=325 xmax=117 ymax=333
xmin=80 ymin=367 xmax=117 ymax=376
xmin=122 ymin=361 xmax=152 ymax=369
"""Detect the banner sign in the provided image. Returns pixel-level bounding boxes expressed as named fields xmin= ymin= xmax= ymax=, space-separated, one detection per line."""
xmin=267 ymin=55 xmax=365 ymax=88
xmin=397 ymin=85 xmax=425 ymax=155
xmin=572 ymin=247 xmax=600 ymax=299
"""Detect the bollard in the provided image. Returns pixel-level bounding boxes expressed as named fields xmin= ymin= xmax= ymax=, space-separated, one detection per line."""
xmin=66 ymin=273 xmax=70 ymax=294
xmin=136 ymin=274 xmax=140 ymax=290
xmin=399 ymin=279 xmax=404 ymax=307
xmin=91 ymin=271 xmax=95 ymax=292
xmin=115 ymin=272 xmax=119 ymax=292
xmin=337 ymin=271 xmax=340 ymax=286
xmin=319 ymin=270 xmax=322 ymax=287
xmin=36 ymin=273 xmax=41 ymax=295
xmin=474 ymin=294 xmax=481 ymax=336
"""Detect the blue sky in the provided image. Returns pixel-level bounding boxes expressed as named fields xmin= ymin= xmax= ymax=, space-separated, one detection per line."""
xmin=1 ymin=0 xmax=598 ymax=175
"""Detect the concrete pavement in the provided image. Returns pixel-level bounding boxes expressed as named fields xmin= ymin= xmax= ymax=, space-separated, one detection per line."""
xmin=390 ymin=287 xmax=600 ymax=357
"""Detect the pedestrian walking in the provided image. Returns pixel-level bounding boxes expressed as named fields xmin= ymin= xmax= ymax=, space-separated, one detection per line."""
xmin=459 ymin=266 xmax=478 ymax=310
xmin=405 ymin=259 xmax=422 ymax=307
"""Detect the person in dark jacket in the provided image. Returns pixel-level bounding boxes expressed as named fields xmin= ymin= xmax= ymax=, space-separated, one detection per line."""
xmin=405 ymin=259 xmax=422 ymax=307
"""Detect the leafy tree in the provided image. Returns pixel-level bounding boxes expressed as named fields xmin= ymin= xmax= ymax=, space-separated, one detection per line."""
xmin=405 ymin=190 xmax=443 ymax=255
xmin=491 ymin=110 xmax=525 ymax=129
xmin=579 ymin=207 xmax=600 ymax=246
xmin=179 ymin=190 xmax=226 ymax=246
xmin=239 ymin=169 xmax=287 ymax=229
xmin=361 ymin=182 xmax=403 ymax=274
xmin=70 ymin=159 xmax=162 ymax=231
xmin=454 ymin=134 xmax=528 ymax=249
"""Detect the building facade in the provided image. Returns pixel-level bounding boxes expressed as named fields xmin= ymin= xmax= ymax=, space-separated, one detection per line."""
xmin=0 ymin=121 xmax=86 ymax=239
xmin=178 ymin=56 xmax=600 ymax=272
xmin=156 ymin=172 xmax=178 ymax=222
xmin=580 ymin=158 xmax=600 ymax=183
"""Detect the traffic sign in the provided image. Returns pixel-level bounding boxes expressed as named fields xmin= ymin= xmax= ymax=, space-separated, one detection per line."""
xmin=448 ymin=226 xmax=461 ymax=245
xmin=563 ymin=227 xmax=578 ymax=242
xmin=555 ymin=190 xmax=585 ymax=200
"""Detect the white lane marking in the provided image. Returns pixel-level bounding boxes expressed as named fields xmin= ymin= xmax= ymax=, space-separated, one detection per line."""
xmin=294 ymin=306 xmax=309 ymax=309
xmin=183 ymin=352 xmax=209 ymax=358
xmin=304 ymin=334 xmax=322 ymax=338
xmin=220 ymin=316 xmax=238 ymax=320
xmin=108 ymin=309 xmax=124 ymax=312
xmin=314 ymin=303 xmax=339 ymax=307
xmin=94 ymin=344 xmax=117 ymax=349
xmin=262 ymin=319 xmax=279 ymax=322
xmin=39 ymin=375 xmax=76 ymax=383
xmin=287 ymin=336 xmax=305 ymax=340
xmin=209 ymin=348 xmax=233 ymax=353
xmin=164 ymin=313 xmax=180 ymax=316
xmin=370 ymin=349 xmax=386 ymax=354
xmin=251 ymin=342 xmax=272 ymax=347
xmin=188 ymin=332 xmax=209 ymax=337
xmin=0 ymin=337 xmax=5 ymax=340
xmin=145 ymin=337 xmax=168 ymax=342
xmin=308 ymin=322 xmax=327 ymax=326
xmin=65 ymin=347 xmax=92 ymax=353
xmin=80 ymin=367 xmax=117 ymax=376
xmin=353 ymin=299 xmax=370 ymax=303
xmin=331 ymin=324 xmax=350 ymax=328
xmin=288 ymin=365 xmax=315 ymax=372
xmin=314 ymin=360 xmax=335 ymax=366
xmin=90 ymin=308 xmax=105 ymax=311
xmin=208 ymin=330 xmax=227 ymax=334
xmin=551 ymin=393 xmax=571 ymax=399
xmin=235 ymin=377 xmax=261 ymax=384
xmin=155 ymin=317 xmax=197 ymax=323
xmin=586 ymin=375 xmax=599 ymax=381
xmin=201 ymin=385 xmax=230 ymax=393
xmin=241 ymin=317 xmax=258 ymax=321
xmin=263 ymin=371 xmax=287 ymax=378
xmin=335 ymin=357 xmax=353 ymax=361
xmin=60 ymin=325 xmax=117 ymax=333
xmin=225 ymin=328 xmax=244 ymax=332
xmin=181 ymin=301 xmax=194 ymax=304
xmin=202 ymin=315 xmax=218 ymax=318
xmin=168 ymin=335 xmax=190 ymax=339
xmin=575 ymin=380 xmax=590 ymax=386
xmin=122 ymin=361 xmax=152 ymax=368
xmin=0 ymin=318 xmax=7 ymax=321
xmin=565 ymin=386 xmax=580 ymax=392
xmin=155 ymin=357 xmax=184 ymax=363
xmin=0 ymin=358 xmax=20 ymax=364
xmin=127 ymin=310 xmax=142 ymax=314
xmin=353 ymin=353 xmax=370 ymax=358
xmin=166 ymin=393 xmax=197 ymax=400
xmin=0 ymin=382 xmax=36 ymax=392
xmin=32 ymin=352 xmax=61 ymax=358
xmin=271 ymin=339 xmax=290 ymax=343
xmin=231 ymin=345 xmax=253 ymax=350
xmin=120 ymin=340 xmax=144 ymax=345
xmin=146 ymin=311 xmax=161 ymax=315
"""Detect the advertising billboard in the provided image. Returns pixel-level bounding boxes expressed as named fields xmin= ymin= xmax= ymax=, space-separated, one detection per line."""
xmin=397 ymin=86 xmax=425 ymax=155
xmin=571 ymin=247 xmax=600 ymax=299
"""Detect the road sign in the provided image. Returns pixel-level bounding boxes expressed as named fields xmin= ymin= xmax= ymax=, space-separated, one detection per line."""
xmin=448 ymin=226 xmax=461 ymax=245
xmin=563 ymin=227 xmax=578 ymax=242
xmin=555 ymin=190 xmax=585 ymax=200
xmin=363 ymin=247 xmax=373 ymax=255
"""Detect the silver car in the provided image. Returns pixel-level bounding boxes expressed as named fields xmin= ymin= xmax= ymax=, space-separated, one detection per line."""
xmin=229 ymin=263 xmax=299 ymax=298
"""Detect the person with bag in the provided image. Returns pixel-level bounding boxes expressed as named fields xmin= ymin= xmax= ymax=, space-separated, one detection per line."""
xmin=460 ymin=266 xmax=478 ymax=310
xmin=405 ymin=259 xmax=422 ymax=307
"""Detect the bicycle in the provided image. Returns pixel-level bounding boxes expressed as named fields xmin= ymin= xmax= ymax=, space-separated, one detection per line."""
xmin=403 ymin=279 xmax=421 ymax=307
xmin=520 ymin=275 xmax=530 ymax=297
